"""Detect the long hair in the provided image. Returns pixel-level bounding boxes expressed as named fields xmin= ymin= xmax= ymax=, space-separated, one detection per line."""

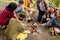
xmin=37 ymin=0 xmax=42 ymax=10
xmin=6 ymin=2 xmax=17 ymax=12
xmin=56 ymin=12 xmax=60 ymax=18
xmin=43 ymin=1 xmax=47 ymax=10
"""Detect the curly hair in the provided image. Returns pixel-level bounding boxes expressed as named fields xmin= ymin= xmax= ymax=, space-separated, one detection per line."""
xmin=6 ymin=2 xmax=17 ymax=12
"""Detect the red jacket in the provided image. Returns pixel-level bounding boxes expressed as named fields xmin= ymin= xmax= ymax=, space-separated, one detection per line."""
xmin=0 ymin=8 xmax=16 ymax=25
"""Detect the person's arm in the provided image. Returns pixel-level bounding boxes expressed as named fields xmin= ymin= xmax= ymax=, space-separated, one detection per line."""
xmin=14 ymin=13 xmax=22 ymax=23
xmin=11 ymin=12 xmax=21 ymax=23
xmin=24 ymin=6 xmax=33 ymax=11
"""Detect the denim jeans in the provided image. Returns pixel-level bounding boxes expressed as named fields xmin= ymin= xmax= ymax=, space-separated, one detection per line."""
xmin=46 ymin=18 xmax=60 ymax=28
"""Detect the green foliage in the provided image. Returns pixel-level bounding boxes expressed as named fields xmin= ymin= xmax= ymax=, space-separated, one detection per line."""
xmin=49 ymin=0 xmax=60 ymax=7
xmin=0 ymin=0 xmax=17 ymax=2
xmin=55 ymin=35 xmax=60 ymax=40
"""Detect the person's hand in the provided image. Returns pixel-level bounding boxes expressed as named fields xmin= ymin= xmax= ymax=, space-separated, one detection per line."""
xmin=46 ymin=18 xmax=50 ymax=21
xmin=42 ymin=15 xmax=46 ymax=19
